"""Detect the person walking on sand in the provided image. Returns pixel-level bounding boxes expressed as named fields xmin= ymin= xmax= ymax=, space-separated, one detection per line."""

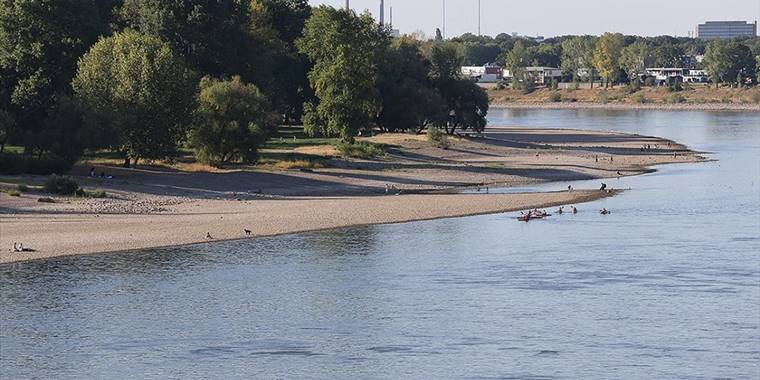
xmin=572 ymin=206 xmax=578 ymax=214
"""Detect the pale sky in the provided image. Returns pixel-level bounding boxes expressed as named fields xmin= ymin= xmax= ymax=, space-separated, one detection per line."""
xmin=310 ymin=0 xmax=760 ymax=38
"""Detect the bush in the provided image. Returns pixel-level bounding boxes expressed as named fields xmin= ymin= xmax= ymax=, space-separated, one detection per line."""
xmin=668 ymin=93 xmax=686 ymax=104
xmin=427 ymin=127 xmax=450 ymax=149
xmin=7 ymin=190 xmax=20 ymax=197
xmin=632 ymin=93 xmax=647 ymax=104
xmin=0 ymin=153 xmax=75 ymax=175
xmin=625 ymin=80 xmax=641 ymax=94
xmin=644 ymin=77 xmax=656 ymax=87
xmin=88 ymin=189 xmax=108 ymax=198
xmin=43 ymin=175 xmax=80 ymax=195
xmin=597 ymin=90 xmax=610 ymax=104
xmin=548 ymin=92 xmax=562 ymax=102
xmin=549 ymin=78 xmax=558 ymax=90
xmin=335 ymin=141 xmax=385 ymax=159
xmin=17 ymin=184 xmax=29 ymax=192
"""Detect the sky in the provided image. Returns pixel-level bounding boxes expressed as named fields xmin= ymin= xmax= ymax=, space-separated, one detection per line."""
xmin=310 ymin=0 xmax=760 ymax=39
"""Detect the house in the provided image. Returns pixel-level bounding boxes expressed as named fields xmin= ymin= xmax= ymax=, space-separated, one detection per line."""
xmin=461 ymin=64 xmax=503 ymax=83
xmin=683 ymin=70 xmax=709 ymax=83
xmin=503 ymin=67 xmax=563 ymax=84
xmin=642 ymin=68 xmax=688 ymax=86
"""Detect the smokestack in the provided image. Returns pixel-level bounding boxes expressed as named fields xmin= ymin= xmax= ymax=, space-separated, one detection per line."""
xmin=345 ymin=0 xmax=349 ymax=11
xmin=443 ymin=0 xmax=446 ymax=38
xmin=390 ymin=6 xmax=393 ymax=27
xmin=478 ymin=0 xmax=481 ymax=36
xmin=380 ymin=0 xmax=385 ymax=26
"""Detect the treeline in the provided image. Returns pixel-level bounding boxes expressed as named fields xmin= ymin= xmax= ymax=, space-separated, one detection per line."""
xmin=0 ymin=1 xmax=487 ymax=171
xmin=450 ymin=32 xmax=760 ymax=87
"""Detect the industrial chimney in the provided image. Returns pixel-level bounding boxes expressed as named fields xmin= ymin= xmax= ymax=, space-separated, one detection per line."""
xmin=380 ymin=0 xmax=385 ymax=26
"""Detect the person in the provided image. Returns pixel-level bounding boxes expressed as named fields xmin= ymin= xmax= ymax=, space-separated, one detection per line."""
xmin=600 ymin=208 xmax=610 ymax=215
xmin=617 ymin=171 xmax=622 ymax=176
xmin=557 ymin=206 xmax=563 ymax=214
xmin=90 ymin=167 xmax=96 ymax=177
xmin=572 ymin=206 xmax=577 ymax=214
xmin=600 ymin=183 xmax=607 ymax=191
xmin=206 ymin=232 xmax=213 ymax=240
xmin=568 ymin=185 xmax=573 ymax=192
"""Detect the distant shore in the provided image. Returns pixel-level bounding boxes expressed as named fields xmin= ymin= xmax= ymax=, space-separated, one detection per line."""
xmin=0 ymin=127 xmax=704 ymax=264
xmin=491 ymin=102 xmax=760 ymax=112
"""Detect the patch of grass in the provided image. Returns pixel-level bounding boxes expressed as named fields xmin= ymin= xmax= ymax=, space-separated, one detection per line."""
xmin=87 ymin=189 xmax=108 ymax=198
xmin=667 ymin=93 xmax=686 ymax=104
xmin=270 ymin=159 xmax=327 ymax=170
xmin=596 ymin=90 xmax=610 ymax=104
xmin=548 ymin=92 xmax=562 ymax=102
xmin=7 ymin=190 xmax=20 ymax=197
xmin=335 ymin=141 xmax=385 ymax=159
xmin=0 ymin=153 xmax=75 ymax=175
xmin=17 ymin=183 xmax=29 ymax=192
xmin=427 ymin=127 xmax=450 ymax=149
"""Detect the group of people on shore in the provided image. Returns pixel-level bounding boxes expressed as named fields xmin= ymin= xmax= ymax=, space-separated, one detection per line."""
xmin=11 ymin=242 xmax=33 ymax=253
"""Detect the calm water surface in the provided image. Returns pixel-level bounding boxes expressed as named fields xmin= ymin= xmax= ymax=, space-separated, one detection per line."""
xmin=2 ymin=109 xmax=759 ymax=379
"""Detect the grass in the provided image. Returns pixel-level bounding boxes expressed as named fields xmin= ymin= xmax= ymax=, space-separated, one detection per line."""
xmin=17 ymin=183 xmax=29 ymax=192
xmin=335 ymin=141 xmax=386 ymax=159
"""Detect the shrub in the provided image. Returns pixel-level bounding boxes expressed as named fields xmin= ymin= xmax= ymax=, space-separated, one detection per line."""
xmin=549 ymin=78 xmax=558 ymax=90
xmin=632 ymin=93 xmax=647 ymax=104
xmin=668 ymin=93 xmax=686 ymax=104
xmin=597 ymin=90 xmax=610 ymax=104
xmin=17 ymin=184 xmax=29 ymax=192
xmin=427 ymin=127 xmax=450 ymax=149
xmin=88 ymin=189 xmax=108 ymax=198
xmin=625 ymin=80 xmax=641 ymax=94
xmin=644 ymin=77 xmax=656 ymax=87
xmin=7 ymin=190 xmax=20 ymax=197
xmin=548 ymin=92 xmax=562 ymax=102
xmin=0 ymin=153 xmax=75 ymax=175
xmin=335 ymin=141 xmax=385 ymax=159
xmin=43 ymin=175 xmax=80 ymax=195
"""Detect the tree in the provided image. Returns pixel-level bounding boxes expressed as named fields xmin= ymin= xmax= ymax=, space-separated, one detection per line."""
xmin=429 ymin=42 xmax=488 ymax=135
xmin=190 ymin=76 xmax=277 ymax=165
xmin=118 ymin=0 xmax=252 ymax=78
xmin=0 ymin=109 xmax=13 ymax=152
xmin=725 ymin=41 xmax=756 ymax=86
xmin=376 ymin=37 xmax=444 ymax=133
xmin=250 ymin=0 xmax=312 ymax=123
xmin=297 ymin=6 xmax=389 ymax=141
xmin=593 ymin=32 xmax=624 ymax=87
xmin=703 ymin=40 xmax=730 ymax=88
xmin=561 ymin=36 xmax=596 ymax=85
xmin=505 ymin=40 xmax=532 ymax=89
xmin=0 ymin=0 xmax=113 ymax=155
xmin=620 ymin=41 xmax=655 ymax=82
xmin=528 ymin=43 xmax=562 ymax=67
xmin=435 ymin=28 xmax=443 ymax=41
xmin=73 ymin=31 xmax=198 ymax=166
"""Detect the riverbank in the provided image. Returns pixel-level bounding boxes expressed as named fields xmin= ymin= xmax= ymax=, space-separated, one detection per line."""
xmin=488 ymin=86 xmax=760 ymax=111
xmin=0 ymin=127 xmax=703 ymax=263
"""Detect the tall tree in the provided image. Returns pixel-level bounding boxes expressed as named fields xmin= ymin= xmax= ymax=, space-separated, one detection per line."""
xmin=0 ymin=0 xmax=113 ymax=155
xmin=620 ymin=41 xmax=655 ymax=82
xmin=73 ymin=31 xmax=198 ymax=166
xmin=561 ymin=36 xmax=596 ymax=84
xmin=376 ymin=37 xmax=444 ymax=133
xmin=297 ymin=6 xmax=389 ymax=141
xmin=190 ymin=76 xmax=277 ymax=165
xmin=593 ymin=32 xmax=624 ymax=87
xmin=118 ymin=0 xmax=251 ymax=78
xmin=703 ymin=40 xmax=730 ymax=88
xmin=725 ymin=41 xmax=756 ymax=86
xmin=249 ymin=0 xmax=312 ymax=123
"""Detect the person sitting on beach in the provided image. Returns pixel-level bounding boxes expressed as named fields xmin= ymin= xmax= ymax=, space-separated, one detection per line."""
xmin=568 ymin=185 xmax=573 ymax=192
xmin=600 ymin=183 xmax=607 ymax=191
xmin=557 ymin=206 xmax=564 ymax=214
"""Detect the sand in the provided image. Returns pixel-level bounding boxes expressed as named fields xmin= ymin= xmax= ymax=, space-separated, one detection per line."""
xmin=0 ymin=127 xmax=704 ymax=263
xmin=0 ymin=190 xmax=615 ymax=264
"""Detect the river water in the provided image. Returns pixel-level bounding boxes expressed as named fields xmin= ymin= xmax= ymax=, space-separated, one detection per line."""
xmin=2 ymin=109 xmax=759 ymax=379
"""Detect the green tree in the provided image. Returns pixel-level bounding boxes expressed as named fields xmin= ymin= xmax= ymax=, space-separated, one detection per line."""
xmin=376 ymin=37 xmax=445 ymax=133
xmin=725 ymin=41 xmax=756 ymax=86
xmin=190 ymin=76 xmax=277 ymax=165
xmin=297 ymin=6 xmax=389 ymax=141
xmin=528 ymin=43 xmax=562 ymax=67
xmin=249 ymin=0 xmax=312 ymax=123
xmin=429 ymin=42 xmax=488 ymax=135
xmin=0 ymin=109 xmax=13 ymax=152
xmin=118 ymin=0 xmax=252 ymax=78
xmin=593 ymin=32 xmax=624 ymax=88
xmin=73 ymin=31 xmax=198 ymax=166
xmin=505 ymin=40 xmax=532 ymax=89
xmin=561 ymin=36 xmax=596 ymax=84
xmin=703 ymin=40 xmax=730 ymax=88
xmin=0 ymin=0 xmax=113 ymax=155
xmin=620 ymin=41 xmax=655 ymax=82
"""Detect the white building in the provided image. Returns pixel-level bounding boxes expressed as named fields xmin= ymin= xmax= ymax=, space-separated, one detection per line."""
xmin=461 ymin=64 xmax=503 ymax=83
xmin=503 ymin=67 xmax=563 ymax=84
xmin=683 ymin=70 xmax=709 ymax=83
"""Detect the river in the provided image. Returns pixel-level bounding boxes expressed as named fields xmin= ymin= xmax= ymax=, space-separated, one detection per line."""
xmin=2 ymin=109 xmax=759 ymax=379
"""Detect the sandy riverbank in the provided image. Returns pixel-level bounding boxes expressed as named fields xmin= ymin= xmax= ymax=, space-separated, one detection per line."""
xmin=0 ymin=190 xmax=617 ymax=264
xmin=0 ymin=127 xmax=703 ymax=263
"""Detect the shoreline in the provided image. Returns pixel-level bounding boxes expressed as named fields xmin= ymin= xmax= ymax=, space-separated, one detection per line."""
xmin=1 ymin=190 xmax=618 ymax=264
xmin=490 ymin=102 xmax=760 ymax=112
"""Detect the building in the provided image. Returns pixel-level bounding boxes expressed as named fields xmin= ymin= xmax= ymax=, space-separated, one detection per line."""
xmin=695 ymin=21 xmax=757 ymax=40
xmin=683 ymin=70 xmax=709 ymax=83
xmin=641 ymin=68 xmax=709 ymax=85
xmin=503 ymin=67 xmax=562 ymax=84
xmin=461 ymin=64 xmax=503 ymax=83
